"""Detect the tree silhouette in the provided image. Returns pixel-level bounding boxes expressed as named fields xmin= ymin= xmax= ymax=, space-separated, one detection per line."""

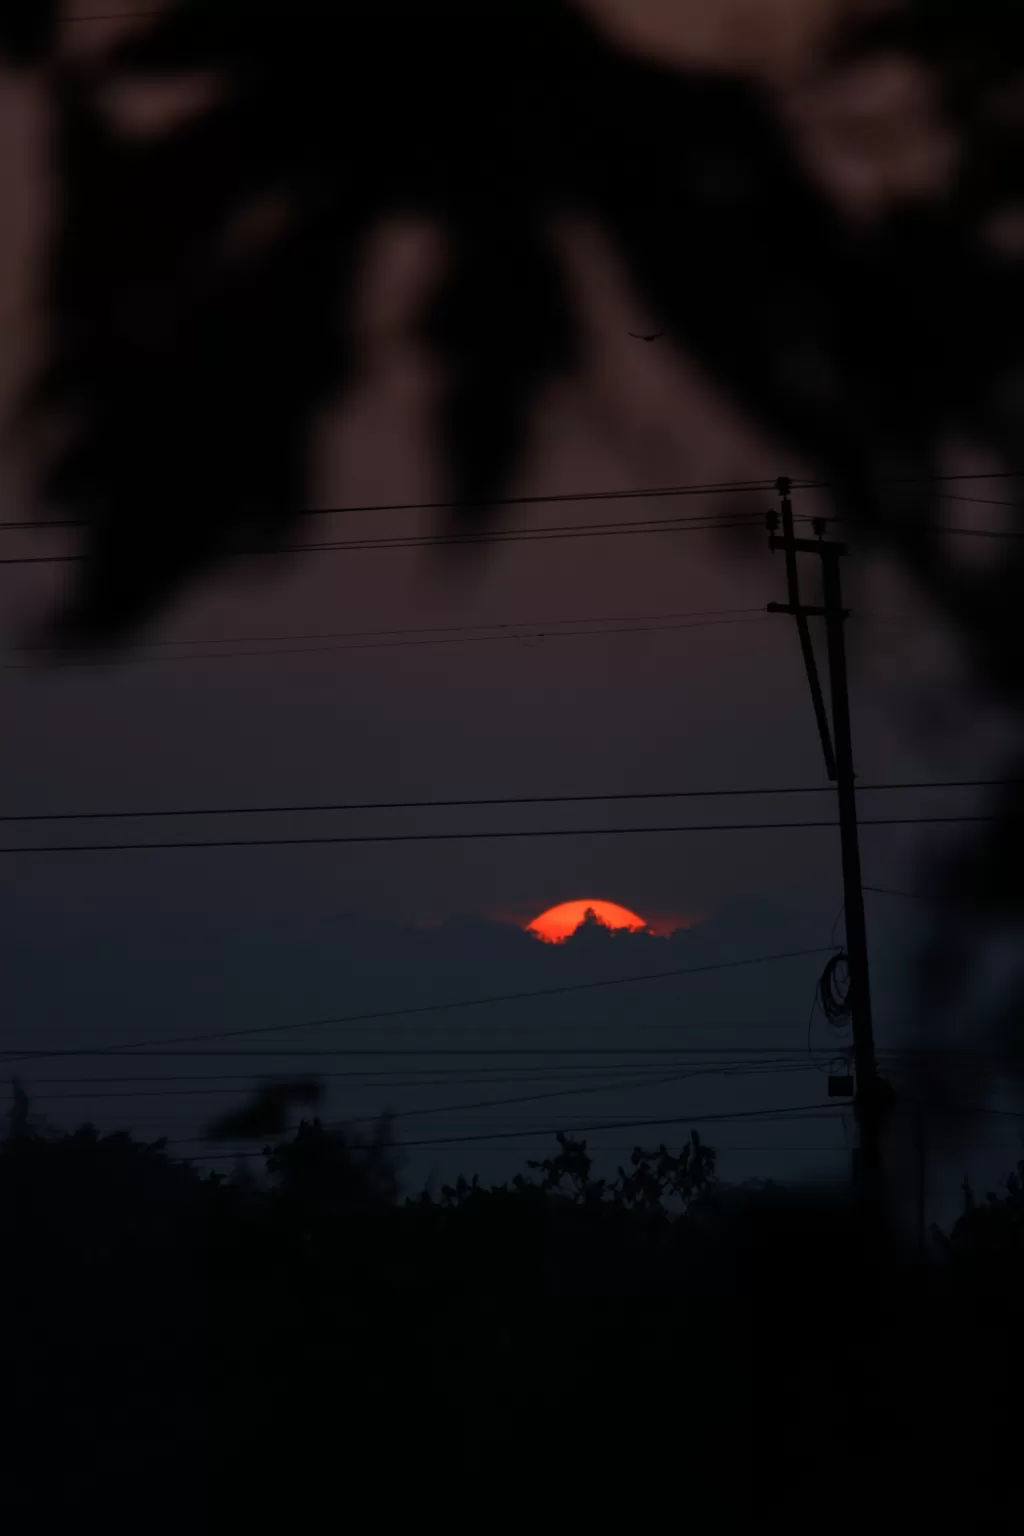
xmin=204 ymin=1076 xmax=322 ymax=1140
xmin=4 ymin=1089 xmax=1024 ymax=1519
xmin=265 ymin=1111 xmax=400 ymax=1214
xmin=937 ymin=1158 xmax=1024 ymax=1281
xmin=616 ymin=1128 xmax=716 ymax=1211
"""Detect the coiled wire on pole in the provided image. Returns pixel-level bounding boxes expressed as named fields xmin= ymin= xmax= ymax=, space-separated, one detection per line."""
xmin=818 ymin=951 xmax=852 ymax=1026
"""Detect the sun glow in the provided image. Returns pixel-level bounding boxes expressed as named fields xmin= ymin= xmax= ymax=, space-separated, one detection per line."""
xmin=526 ymin=899 xmax=648 ymax=943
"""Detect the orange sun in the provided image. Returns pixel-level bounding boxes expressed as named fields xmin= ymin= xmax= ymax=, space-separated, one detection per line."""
xmin=527 ymin=899 xmax=648 ymax=943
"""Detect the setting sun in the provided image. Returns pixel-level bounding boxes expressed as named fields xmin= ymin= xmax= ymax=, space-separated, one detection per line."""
xmin=527 ymin=899 xmax=648 ymax=943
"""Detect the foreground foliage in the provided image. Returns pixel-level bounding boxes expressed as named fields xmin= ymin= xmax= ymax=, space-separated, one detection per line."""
xmin=2 ymin=1098 xmax=1020 ymax=1523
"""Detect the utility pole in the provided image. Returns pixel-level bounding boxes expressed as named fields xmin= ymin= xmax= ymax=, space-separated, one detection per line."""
xmin=767 ymin=477 xmax=885 ymax=1197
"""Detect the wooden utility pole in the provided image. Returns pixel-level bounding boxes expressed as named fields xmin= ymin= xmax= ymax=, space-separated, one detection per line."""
xmin=767 ymin=477 xmax=885 ymax=1195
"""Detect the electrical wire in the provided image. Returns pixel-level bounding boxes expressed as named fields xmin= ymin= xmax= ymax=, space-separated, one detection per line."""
xmin=0 ymin=514 xmax=770 ymax=568
xmin=274 ymin=508 xmax=762 ymax=548
xmin=1 ymin=1058 xmax=812 ymax=1108
xmin=407 ymin=1101 xmax=840 ymax=1148
xmin=0 ymin=775 xmax=1009 ymax=826
xmin=10 ymin=603 xmax=764 ymax=654
xmin=0 ymin=609 xmax=1010 ymax=671
xmin=829 ymin=902 xmax=846 ymax=949
xmin=902 ymin=1097 xmax=1024 ymax=1121
xmin=805 ymin=974 xmax=828 ymax=1074
xmin=16 ymin=1043 xmax=997 ymax=1062
xmin=0 ymin=812 xmax=1008 ymax=856
xmin=8 ymin=1047 xmax=948 ymax=1083
xmin=11 ymin=1043 xmax=1010 ymax=1063
xmin=0 ymin=478 xmax=781 ymax=532
xmin=799 ymin=472 xmax=1024 ymax=490
xmin=818 ymin=953 xmax=852 ymax=1026
xmin=0 ymin=609 xmax=967 ymax=663
xmin=0 ymin=610 xmax=1004 ymax=672
xmin=0 ymin=614 xmax=775 ymax=670
xmin=63 ymin=7 xmax=167 ymax=19
xmin=0 ymin=498 xmax=771 ymax=554
xmin=0 ymin=1060 xmax=827 ymax=1096
xmin=828 ymin=517 xmax=1024 ymax=544
xmin=936 ymin=494 xmax=1023 ymax=510
xmin=196 ymin=1099 xmax=846 ymax=1159
xmin=3 ymin=468 xmax=1023 ymax=534
xmin=1 ymin=1062 xmax=764 ymax=1087
xmin=7 ymin=512 xmax=1024 ymax=566
xmin=181 ymin=1141 xmax=856 ymax=1155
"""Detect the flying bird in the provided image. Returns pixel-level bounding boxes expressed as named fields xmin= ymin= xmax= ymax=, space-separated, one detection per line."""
xmin=628 ymin=331 xmax=665 ymax=342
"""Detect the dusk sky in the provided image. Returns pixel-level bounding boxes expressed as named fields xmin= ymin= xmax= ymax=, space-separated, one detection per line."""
xmin=1 ymin=0 xmax=1021 ymax=1226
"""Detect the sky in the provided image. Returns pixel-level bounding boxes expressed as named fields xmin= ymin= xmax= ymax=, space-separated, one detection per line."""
xmin=1 ymin=0 xmax=1021 ymax=1231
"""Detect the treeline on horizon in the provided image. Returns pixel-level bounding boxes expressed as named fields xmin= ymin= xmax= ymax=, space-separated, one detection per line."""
xmin=2 ymin=1085 xmax=1022 ymax=1522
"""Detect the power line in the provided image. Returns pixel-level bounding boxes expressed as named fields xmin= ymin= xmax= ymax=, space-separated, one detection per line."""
xmin=802 ymin=472 xmax=1024 ymax=490
xmin=268 ymin=1100 xmax=845 ymax=1158
xmin=0 ymin=609 xmax=1000 ymax=672
xmin=10 ymin=603 xmax=763 ymax=654
xmin=8 ymin=609 xmax=768 ymax=660
xmin=183 ymin=1141 xmax=856 ymax=1156
xmin=0 ymin=1044 xmax=934 ymax=1061
xmin=4 ymin=469 xmax=1023 ymax=534
xmin=191 ymin=1100 xmax=844 ymax=1160
xmin=13 ymin=1042 xmax=1014 ymax=1062
xmin=6 ymin=607 xmax=936 ymax=659
xmin=0 ymin=944 xmax=834 ymax=1063
xmin=910 ymin=1097 xmax=1024 ymax=1120
xmin=2 ymin=1062 xmax=766 ymax=1087
xmin=0 ymin=776 xmax=1007 ymax=827
xmin=4 ymin=1047 xmax=951 ymax=1083
xmin=10 ymin=1062 xmax=803 ymax=1110
xmin=2 ymin=1060 xmax=811 ymax=1088
xmin=0 ymin=486 xmax=777 ymax=534
xmin=1 ymin=613 xmax=773 ymax=670
xmin=938 ymin=494 xmax=1023 ymax=510
xmin=0 ymin=478 xmax=781 ymax=532
xmin=830 ymin=517 xmax=1024 ymax=544
xmin=2 ymin=1046 xmax=998 ymax=1089
xmin=63 ymin=8 xmax=167 ymax=19
xmin=0 ymin=812 xmax=1006 ymax=856
xmin=191 ymin=1138 xmax=851 ymax=1162
xmin=12 ymin=605 xmax=1002 ymax=655
xmin=293 ymin=506 xmax=763 ymax=546
xmin=401 ymin=1100 xmax=844 ymax=1149
xmin=2 ymin=1059 xmax=812 ymax=1108
xmin=0 ymin=513 xmax=770 ymax=568
xmin=0 ymin=610 xmax=1000 ymax=673
xmin=5 ymin=511 xmax=1024 ymax=567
